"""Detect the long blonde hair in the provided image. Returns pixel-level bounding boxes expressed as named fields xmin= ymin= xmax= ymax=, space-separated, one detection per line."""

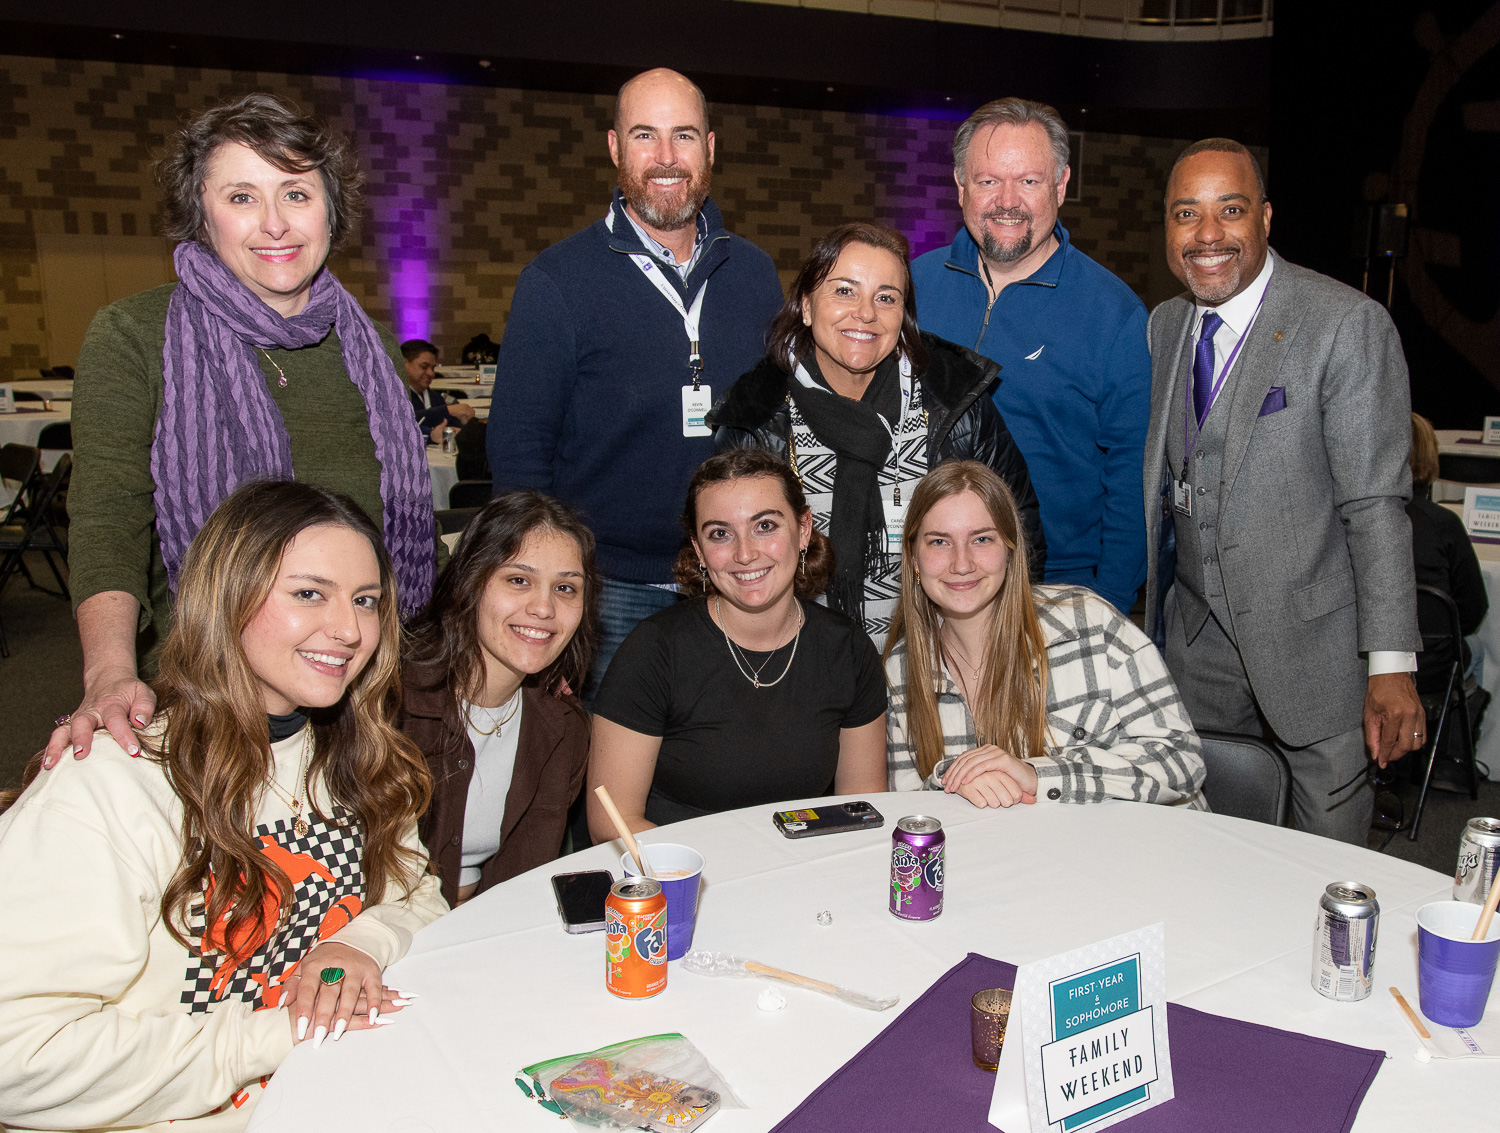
xmin=885 ymin=462 xmax=1050 ymax=778
xmin=147 ymin=482 xmax=431 ymax=955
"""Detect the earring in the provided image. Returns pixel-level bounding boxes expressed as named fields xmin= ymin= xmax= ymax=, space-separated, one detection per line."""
xmin=914 ymin=567 xmax=921 ymax=584
xmin=798 ymin=547 xmax=807 ymax=574
xmin=698 ymin=562 xmax=708 ymax=581
xmin=803 ymin=316 xmax=811 ymax=326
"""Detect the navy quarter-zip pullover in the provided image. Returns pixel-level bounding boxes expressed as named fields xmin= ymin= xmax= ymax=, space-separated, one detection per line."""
xmin=912 ymin=222 xmax=1150 ymax=612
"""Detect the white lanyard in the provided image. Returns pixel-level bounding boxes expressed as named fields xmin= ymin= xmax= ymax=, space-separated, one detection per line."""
xmin=607 ymin=208 xmax=707 ymax=388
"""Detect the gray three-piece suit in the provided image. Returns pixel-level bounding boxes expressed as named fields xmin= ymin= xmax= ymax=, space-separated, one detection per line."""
xmin=1144 ymin=250 xmax=1420 ymax=843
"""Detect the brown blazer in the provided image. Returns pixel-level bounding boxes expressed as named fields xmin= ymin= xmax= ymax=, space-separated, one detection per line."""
xmin=398 ymin=662 xmax=590 ymax=906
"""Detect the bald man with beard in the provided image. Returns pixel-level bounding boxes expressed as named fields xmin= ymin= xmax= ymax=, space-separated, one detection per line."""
xmin=488 ymin=69 xmax=784 ymax=695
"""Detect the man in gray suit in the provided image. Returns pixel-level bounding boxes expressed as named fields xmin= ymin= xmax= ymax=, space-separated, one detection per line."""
xmin=1143 ymin=138 xmax=1425 ymax=843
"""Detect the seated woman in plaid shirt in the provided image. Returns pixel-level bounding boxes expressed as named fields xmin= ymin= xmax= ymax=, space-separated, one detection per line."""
xmin=885 ymin=461 xmax=1206 ymax=808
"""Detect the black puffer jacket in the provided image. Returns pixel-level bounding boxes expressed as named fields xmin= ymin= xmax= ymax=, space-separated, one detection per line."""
xmin=707 ymin=332 xmax=1046 ymax=577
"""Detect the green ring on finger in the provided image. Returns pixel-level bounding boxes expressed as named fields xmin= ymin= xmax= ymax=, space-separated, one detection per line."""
xmin=319 ymin=966 xmax=346 ymax=986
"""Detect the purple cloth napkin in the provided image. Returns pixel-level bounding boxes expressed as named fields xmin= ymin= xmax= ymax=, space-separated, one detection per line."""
xmin=772 ymin=953 xmax=1383 ymax=1133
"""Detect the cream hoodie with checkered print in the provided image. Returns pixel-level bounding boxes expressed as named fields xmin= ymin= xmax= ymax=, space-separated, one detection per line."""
xmin=0 ymin=724 xmax=447 ymax=1131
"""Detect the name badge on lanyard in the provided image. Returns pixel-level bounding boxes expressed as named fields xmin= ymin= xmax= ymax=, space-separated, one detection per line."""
xmin=1171 ymin=478 xmax=1192 ymax=517
xmin=884 ymin=489 xmax=907 ymax=555
xmin=613 ymin=211 xmax=712 ymax=438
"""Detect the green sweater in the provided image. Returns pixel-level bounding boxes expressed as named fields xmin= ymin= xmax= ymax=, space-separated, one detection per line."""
xmin=70 ymin=283 xmax=409 ymax=675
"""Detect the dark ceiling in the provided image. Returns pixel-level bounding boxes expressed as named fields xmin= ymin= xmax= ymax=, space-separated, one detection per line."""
xmin=0 ymin=0 xmax=1272 ymax=141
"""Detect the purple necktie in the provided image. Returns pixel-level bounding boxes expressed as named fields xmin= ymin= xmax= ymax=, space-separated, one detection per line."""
xmin=1192 ymin=311 xmax=1223 ymax=427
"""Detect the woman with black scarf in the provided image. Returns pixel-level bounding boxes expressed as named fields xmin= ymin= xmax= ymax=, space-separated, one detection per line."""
xmin=708 ymin=222 xmax=1044 ymax=650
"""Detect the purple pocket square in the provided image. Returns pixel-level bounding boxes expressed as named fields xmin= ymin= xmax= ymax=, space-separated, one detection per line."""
xmin=1259 ymin=387 xmax=1287 ymax=416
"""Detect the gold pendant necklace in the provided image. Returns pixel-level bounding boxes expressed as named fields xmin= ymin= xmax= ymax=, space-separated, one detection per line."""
xmin=467 ymin=690 xmax=522 ymax=737
xmin=266 ymin=736 xmax=312 ymax=836
xmin=260 ymin=349 xmax=288 ymax=388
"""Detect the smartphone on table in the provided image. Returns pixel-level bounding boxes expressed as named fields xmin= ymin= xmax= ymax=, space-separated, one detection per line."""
xmin=551 ymin=869 xmax=615 ymax=933
xmin=772 ymin=800 xmax=884 ymax=839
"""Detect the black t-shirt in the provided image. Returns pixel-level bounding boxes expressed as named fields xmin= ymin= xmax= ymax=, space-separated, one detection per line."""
xmin=593 ymin=597 xmax=887 ymax=826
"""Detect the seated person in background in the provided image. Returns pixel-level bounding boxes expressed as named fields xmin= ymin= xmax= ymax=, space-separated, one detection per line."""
xmin=587 ymin=449 xmax=887 ymax=837
xmin=402 ymin=338 xmax=474 ymax=442
xmin=0 ymin=481 xmax=445 ymax=1131
xmin=461 ymin=332 xmax=500 ymax=365
xmin=886 ymin=460 xmax=1205 ymax=808
xmin=1408 ymin=412 xmax=1488 ymax=688
xmin=400 ymin=492 xmax=596 ymax=906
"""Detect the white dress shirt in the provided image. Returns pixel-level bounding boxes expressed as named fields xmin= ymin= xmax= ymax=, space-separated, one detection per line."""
xmin=1193 ymin=254 xmax=1414 ymax=677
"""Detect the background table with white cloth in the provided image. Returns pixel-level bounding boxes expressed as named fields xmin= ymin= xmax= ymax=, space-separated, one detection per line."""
xmin=0 ymin=403 xmax=69 ymax=448
xmin=249 ymin=792 xmax=1493 ymax=1132
xmin=6 ymin=378 xmax=73 ymax=402
xmin=427 ymin=448 xmax=457 ymax=509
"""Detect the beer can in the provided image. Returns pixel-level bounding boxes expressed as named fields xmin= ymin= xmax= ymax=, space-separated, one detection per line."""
xmin=1312 ymin=882 xmax=1378 ymax=1001
xmin=1453 ymin=817 xmax=1500 ymax=904
xmin=890 ymin=816 xmax=945 ymax=921
xmin=605 ymin=877 xmax=667 ymax=999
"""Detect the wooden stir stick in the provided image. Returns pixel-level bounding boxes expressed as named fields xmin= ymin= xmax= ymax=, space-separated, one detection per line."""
xmin=1471 ymin=868 xmax=1500 ymax=941
xmin=744 ymin=960 xmax=840 ymax=996
xmin=593 ymin=785 xmax=655 ymax=879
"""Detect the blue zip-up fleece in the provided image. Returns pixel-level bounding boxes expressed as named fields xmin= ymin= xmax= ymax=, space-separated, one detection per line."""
xmin=912 ymin=221 xmax=1150 ymax=612
xmin=488 ymin=191 xmax=784 ymax=583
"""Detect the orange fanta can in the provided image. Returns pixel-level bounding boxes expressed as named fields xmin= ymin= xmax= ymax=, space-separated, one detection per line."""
xmin=605 ymin=877 xmax=667 ymax=998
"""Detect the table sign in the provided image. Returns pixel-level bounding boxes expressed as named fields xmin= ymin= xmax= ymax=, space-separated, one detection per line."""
xmin=1483 ymin=417 xmax=1500 ymax=445
xmin=480 ymin=364 xmax=497 ymax=380
xmin=989 ymin=923 xmax=1173 ymax=1133
xmin=1464 ymin=487 xmax=1500 ymax=536
xmin=0 ymin=385 xmax=14 ymax=414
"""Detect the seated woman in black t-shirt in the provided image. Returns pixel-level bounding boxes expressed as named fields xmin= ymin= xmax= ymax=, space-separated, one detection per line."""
xmin=587 ymin=449 xmax=888 ymax=835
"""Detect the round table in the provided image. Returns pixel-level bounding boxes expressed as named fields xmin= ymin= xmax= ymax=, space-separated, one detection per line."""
xmin=427 ymin=448 xmax=457 ymax=509
xmin=7 ymin=379 xmax=74 ymax=402
xmin=0 ymin=404 xmax=69 ymax=448
xmin=247 ymin=793 xmax=1491 ymax=1131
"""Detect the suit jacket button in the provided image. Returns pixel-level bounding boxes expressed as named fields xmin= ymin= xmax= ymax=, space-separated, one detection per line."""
xmin=1198 ymin=522 xmax=1208 ymax=531
xmin=450 ymin=834 xmax=461 ymax=847
xmin=1196 ymin=486 xmax=1206 ymax=496
xmin=458 ymin=759 xmax=470 ymax=770
xmin=1073 ymin=726 xmax=1086 ymax=740
xmin=1047 ymin=788 xmax=1061 ymax=801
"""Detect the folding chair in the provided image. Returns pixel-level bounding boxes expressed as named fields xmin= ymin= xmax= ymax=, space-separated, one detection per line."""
xmin=1408 ymin=585 xmax=1482 ymax=841
xmin=0 ymin=453 xmax=72 ymax=657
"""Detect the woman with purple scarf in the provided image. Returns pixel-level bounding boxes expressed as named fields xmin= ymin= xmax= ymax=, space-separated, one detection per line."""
xmin=45 ymin=93 xmax=438 ymax=769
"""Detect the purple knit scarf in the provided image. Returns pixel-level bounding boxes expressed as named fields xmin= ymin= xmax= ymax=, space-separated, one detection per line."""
xmin=152 ymin=241 xmax=436 ymax=617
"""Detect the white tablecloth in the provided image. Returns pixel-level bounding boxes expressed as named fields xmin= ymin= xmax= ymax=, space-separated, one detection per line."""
xmin=1433 ymin=429 xmax=1500 ymax=502
xmin=0 ymin=404 xmax=69 ymax=448
xmin=7 ymin=379 xmax=73 ymax=401
xmin=427 ymin=448 xmax=457 ymax=509
xmin=249 ymin=793 xmax=1490 ymax=1132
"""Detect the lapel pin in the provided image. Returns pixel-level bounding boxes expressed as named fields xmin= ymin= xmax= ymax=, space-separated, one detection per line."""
xmin=1273 ymin=330 xmax=1284 ymax=342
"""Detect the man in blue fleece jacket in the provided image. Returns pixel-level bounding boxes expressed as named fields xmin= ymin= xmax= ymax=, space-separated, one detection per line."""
xmin=912 ymin=98 xmax=1149 ymax=613
xmin=488 ymin=69 xmax=783 ymax=688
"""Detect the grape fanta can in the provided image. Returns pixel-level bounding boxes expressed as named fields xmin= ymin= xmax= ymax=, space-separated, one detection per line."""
xmin=605 ymin=877 xmax=667 ymax=998
xmin=890 ymin=816 xmax=945 ymax=921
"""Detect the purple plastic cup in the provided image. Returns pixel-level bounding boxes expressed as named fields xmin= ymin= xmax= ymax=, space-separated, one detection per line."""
xmin=621 ymin=843 xmax=704 ymax=961
xmin=1417 ymin=900 xmax=1500 ymax=1028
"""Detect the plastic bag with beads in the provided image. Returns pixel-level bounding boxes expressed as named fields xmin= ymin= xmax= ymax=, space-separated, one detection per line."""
xmin=516 ymin=1032 xmax=744 ymax=1131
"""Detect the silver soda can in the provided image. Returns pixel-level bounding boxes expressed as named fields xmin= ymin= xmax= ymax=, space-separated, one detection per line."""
xmin=890 ymin=816 xmax=945 ymax=921
xmin=1312 ymin=882 xmax=1378 ymax=1001
xmin=1453 ymin=818 xmax=1500 ymax=903
xmin=441 ymin=427 xmax=456 ymax=454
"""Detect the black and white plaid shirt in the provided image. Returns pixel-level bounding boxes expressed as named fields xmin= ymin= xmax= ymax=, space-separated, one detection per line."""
xmin=886 ymin=585 xmax=1207 ymax=807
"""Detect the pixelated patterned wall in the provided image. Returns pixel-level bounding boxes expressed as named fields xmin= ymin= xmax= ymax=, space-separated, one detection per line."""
xmin=0 ymin=54 xmax=1264 ymax=380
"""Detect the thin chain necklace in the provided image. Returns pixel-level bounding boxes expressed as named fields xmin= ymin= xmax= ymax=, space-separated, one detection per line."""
xmin=260 ymin=349 xmax=288 ymax=388
xmin=265 ymin=735 xmax=313 ymax=837
xmin=715 ymin=596 xmax=804 ymax=689
xmin=467 ymin=689 xmax=522 ymax=737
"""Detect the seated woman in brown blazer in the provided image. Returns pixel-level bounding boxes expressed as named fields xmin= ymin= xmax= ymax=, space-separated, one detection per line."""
xmin=400 ymin=492 xmax=598 ymax=905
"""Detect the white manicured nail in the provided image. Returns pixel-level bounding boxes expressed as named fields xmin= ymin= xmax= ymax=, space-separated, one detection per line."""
xmin=395 ymin=990 xmax=420 ymax=998
xmin=296 ymin=1016 xmax=309 ymax=1041
xmin=332 ymin=1019 xmax=347 ymax=1041
xmin=390 ymin=997 xmax=413 ymax=1006
xmin=312 ymin=1024 xmax=327 ymax=1050
xmin=369 ymin=1007 xmax=379 ymax=1025
xmin=372 ymin=1015 xmax=398 ymax=1025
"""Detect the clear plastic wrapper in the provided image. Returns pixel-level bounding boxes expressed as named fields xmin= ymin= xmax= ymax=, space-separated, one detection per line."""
xmin=516 ymin=1032 xmax=744 ymax=1131
xmin=682 ymin=949 xmax=899 ymax=1011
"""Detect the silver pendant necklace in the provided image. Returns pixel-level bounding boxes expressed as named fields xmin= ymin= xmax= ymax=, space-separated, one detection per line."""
xmin=715 ymin=596 xmax=803 ymax=689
